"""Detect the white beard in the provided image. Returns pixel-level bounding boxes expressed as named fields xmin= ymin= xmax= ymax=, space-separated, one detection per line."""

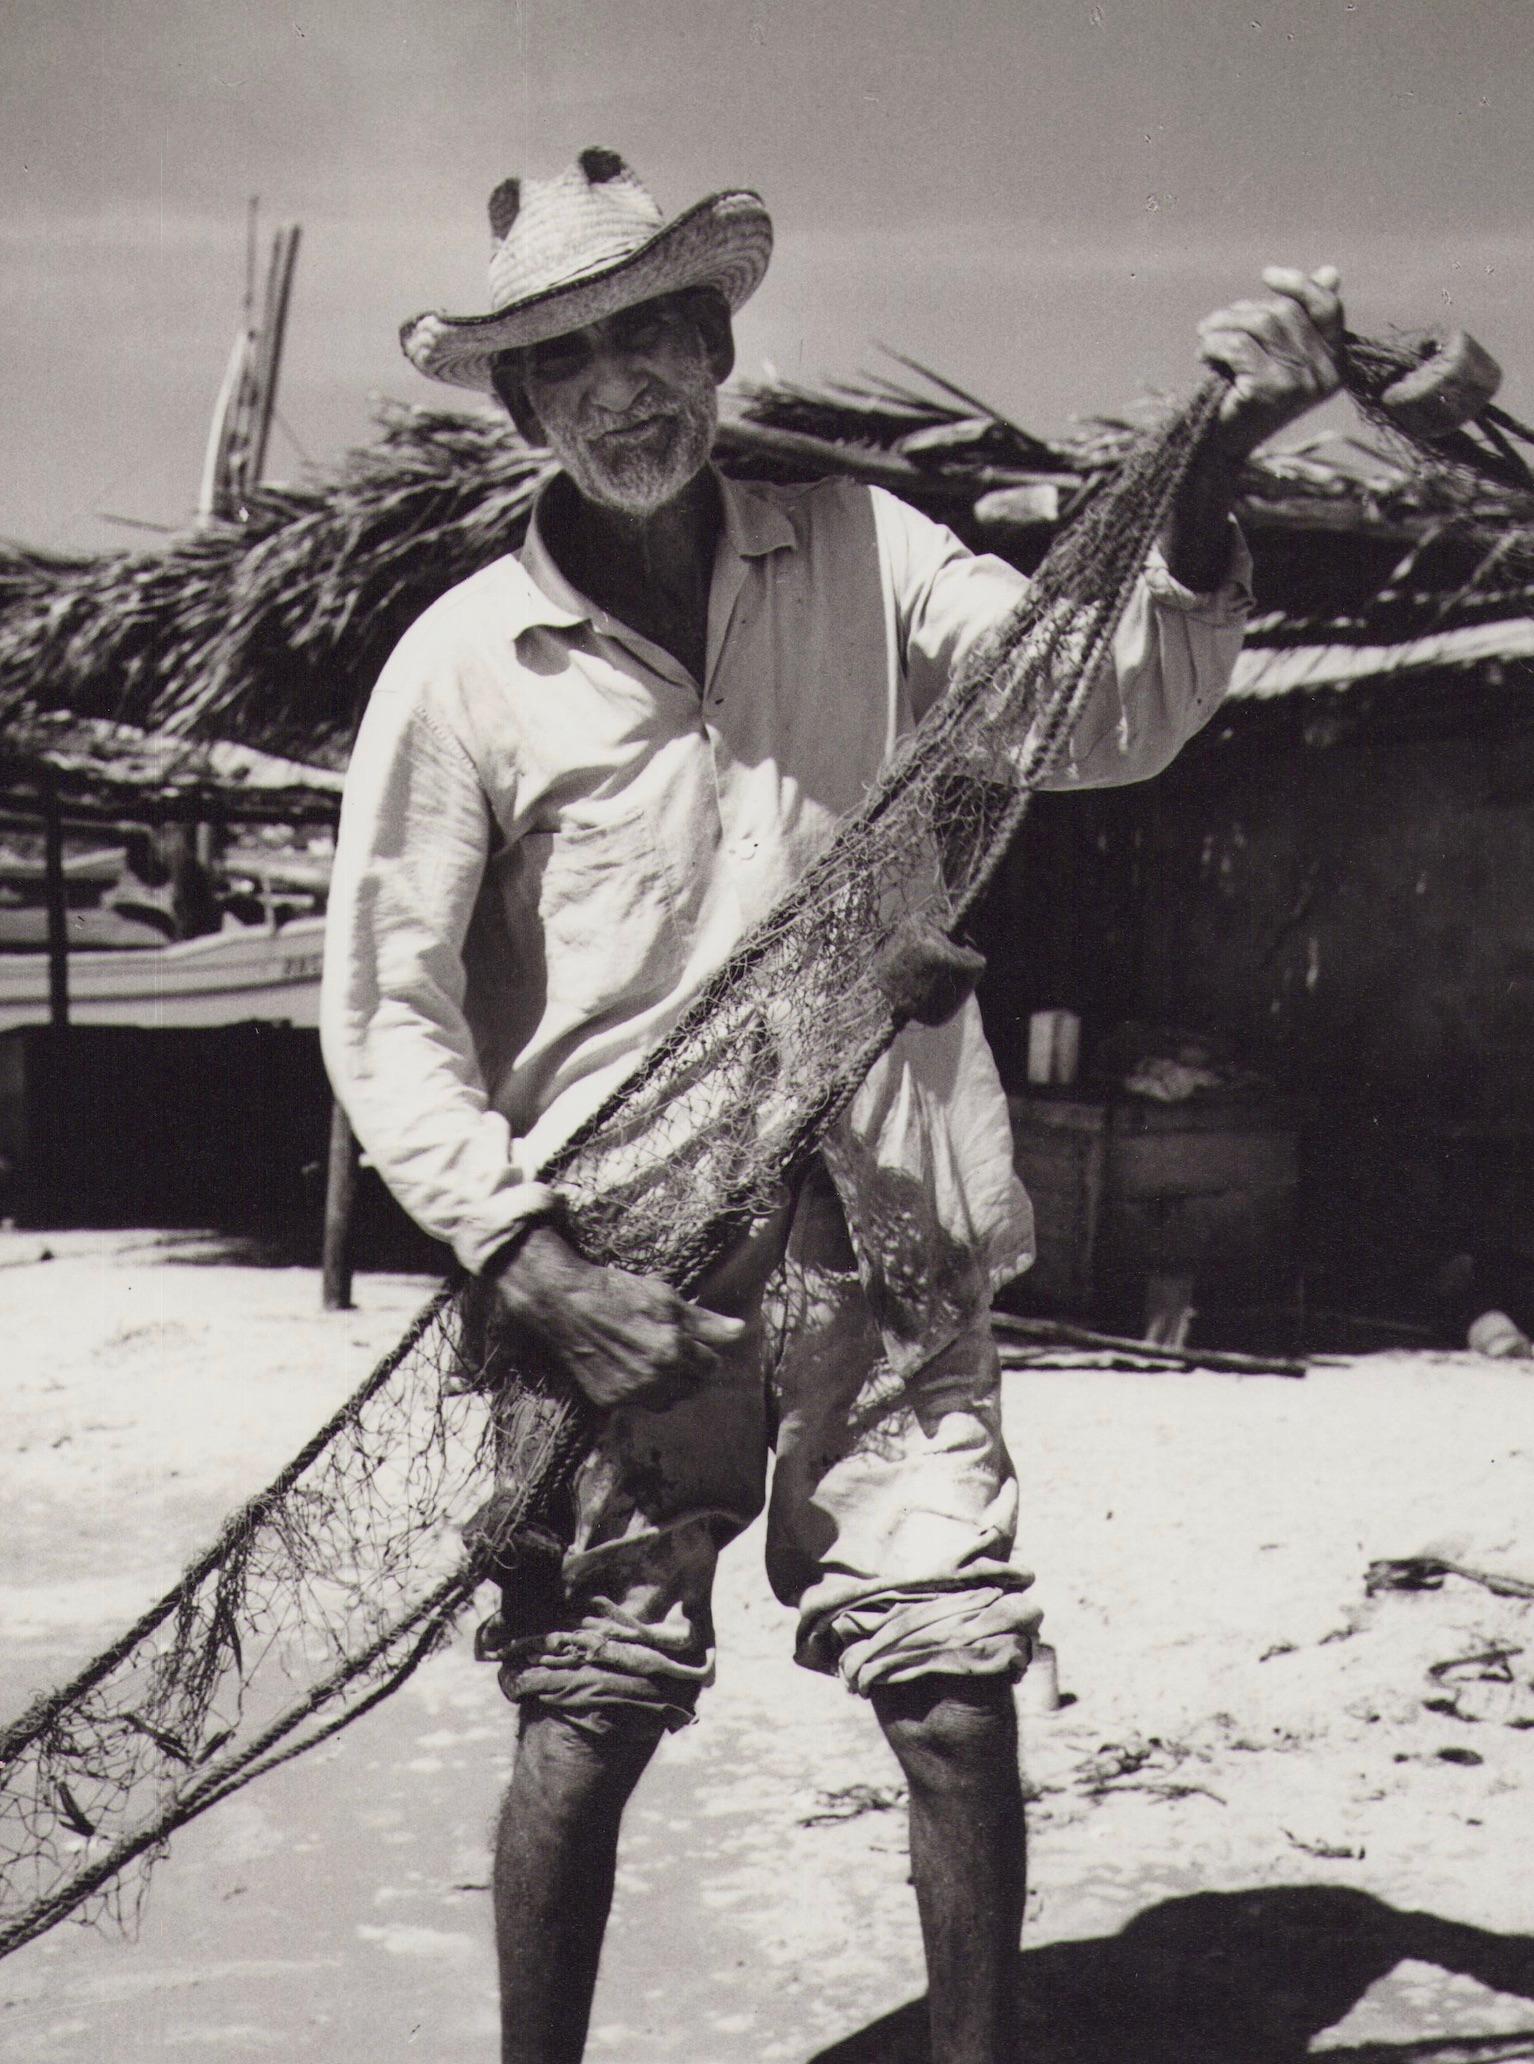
xmin=539 ymin=362 xmax=719 ymax=517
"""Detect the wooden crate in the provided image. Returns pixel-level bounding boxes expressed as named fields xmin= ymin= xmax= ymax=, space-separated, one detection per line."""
xmin=1008 ymin=1092 xmax=1299 ymax=1311
xmin=1006 ymin=1096 xmax=1109 ymax=1307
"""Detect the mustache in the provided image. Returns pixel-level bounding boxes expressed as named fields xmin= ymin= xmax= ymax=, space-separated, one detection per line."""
xmin=584 ymin=385 xmax=677 ymax=434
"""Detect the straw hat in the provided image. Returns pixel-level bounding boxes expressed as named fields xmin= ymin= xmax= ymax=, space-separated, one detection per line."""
xmin=400 ymin=147 xmax=773 ymax=392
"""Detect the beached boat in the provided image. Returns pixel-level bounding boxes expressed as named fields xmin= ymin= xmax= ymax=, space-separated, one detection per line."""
xmin=0 ymin=913 xmax=324 ymax=1032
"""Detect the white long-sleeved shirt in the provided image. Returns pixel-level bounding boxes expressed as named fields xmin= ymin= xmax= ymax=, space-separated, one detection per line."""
xmin=322 ymin=469 xmax=1250 ymax=1356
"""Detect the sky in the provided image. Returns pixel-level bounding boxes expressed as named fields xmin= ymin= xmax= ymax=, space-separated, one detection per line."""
xmin=5 ymin=0 xmax=1532 ymax=556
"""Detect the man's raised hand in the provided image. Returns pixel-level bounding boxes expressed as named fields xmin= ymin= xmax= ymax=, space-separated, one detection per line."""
xmin=1198 ymin=263 xmax=1344 ymax=460
xmin=490 ymin=1222 xmax=747 ymax=1411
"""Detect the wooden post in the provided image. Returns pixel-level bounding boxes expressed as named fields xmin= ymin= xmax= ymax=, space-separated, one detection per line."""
xmin=321 ymin=1096 xmax=358 ymax=1310
xmin=42 ymin=776 xmax=69 ymax=1029
xmin=248 ymin=224 xmax=301 ymax=486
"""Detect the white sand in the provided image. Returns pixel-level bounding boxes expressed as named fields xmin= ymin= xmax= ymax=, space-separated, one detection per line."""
xmin=3 ymin=1230 xmax=1534 ymax=2060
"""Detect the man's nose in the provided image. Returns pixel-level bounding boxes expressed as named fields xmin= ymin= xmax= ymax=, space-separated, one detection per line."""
xmin=585 ymin=338 xmax=649 ymax=411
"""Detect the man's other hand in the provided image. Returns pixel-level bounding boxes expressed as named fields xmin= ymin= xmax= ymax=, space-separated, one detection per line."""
xmin=490 ymin=1222 xmax=747 ymax=1411
xmin=1198 ymin=264 xmax=1344 ymax=460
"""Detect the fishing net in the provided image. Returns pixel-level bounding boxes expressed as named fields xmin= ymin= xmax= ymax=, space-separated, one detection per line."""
xmin=4 ymin=331 xmax=1533 ymax=1960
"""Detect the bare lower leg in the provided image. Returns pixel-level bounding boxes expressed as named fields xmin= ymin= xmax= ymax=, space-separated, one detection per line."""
xmin=873 ymin=1673 xmax=1026 ymax=2064
xmin=494 ymin=1705 xmax=663 ymax=2064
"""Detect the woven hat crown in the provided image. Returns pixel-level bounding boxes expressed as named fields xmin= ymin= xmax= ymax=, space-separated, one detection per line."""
xmin=486 ymin=148 xmax=666 ymax=312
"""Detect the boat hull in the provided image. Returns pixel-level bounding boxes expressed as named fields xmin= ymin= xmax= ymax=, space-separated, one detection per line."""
xmin=0 ymin=917 xmax=325 ymax=1032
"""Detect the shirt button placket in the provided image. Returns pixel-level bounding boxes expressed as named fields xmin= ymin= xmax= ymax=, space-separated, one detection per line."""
xmin=700 ymin=698 xmax=731 ymax=857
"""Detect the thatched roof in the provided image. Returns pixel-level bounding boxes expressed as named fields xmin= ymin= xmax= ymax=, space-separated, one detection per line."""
xmin=0 ymin=411 xmax=549 ymax=773
xmin=0 ymin=714 xmax=342 ymax=829
xmin=2 ymin=368 xmax=1532 ymax=792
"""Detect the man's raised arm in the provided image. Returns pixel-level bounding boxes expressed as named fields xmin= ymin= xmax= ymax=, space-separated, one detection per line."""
xmin=1159 ymin=263 xmax=1344 ymax=592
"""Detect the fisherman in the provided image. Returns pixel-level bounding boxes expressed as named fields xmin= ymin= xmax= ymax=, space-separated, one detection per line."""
xmin=321 ymin=148 xmax=1342 ymax=2064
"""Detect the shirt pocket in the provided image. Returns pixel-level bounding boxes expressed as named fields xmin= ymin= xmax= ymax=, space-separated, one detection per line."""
xmin=525 ymin=803 xmax=687 ymax=1021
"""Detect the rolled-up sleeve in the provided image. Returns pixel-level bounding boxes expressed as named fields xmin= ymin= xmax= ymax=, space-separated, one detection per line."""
xmin=872 ymin=487 xmax=1251 ymax=789
xmin=1049 ymin=527 xmax=1252 ymax=786
xmin=320 ymin=653 xmax=557 ymax=1274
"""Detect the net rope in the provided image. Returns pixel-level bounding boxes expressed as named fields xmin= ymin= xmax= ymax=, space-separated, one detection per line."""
xmin=4 ymin=338 xmax=1533 ymax=1958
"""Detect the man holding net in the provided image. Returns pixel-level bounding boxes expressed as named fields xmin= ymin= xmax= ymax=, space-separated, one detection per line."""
xmin=322 ymin=148 xmax=1341 ymax=2064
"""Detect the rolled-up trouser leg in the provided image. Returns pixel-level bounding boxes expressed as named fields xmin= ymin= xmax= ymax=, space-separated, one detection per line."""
xmin=478 ymin=1198 xmax=794 ymax=1733
xmin=762 ymin=1163 xmax=1041 ymax=1694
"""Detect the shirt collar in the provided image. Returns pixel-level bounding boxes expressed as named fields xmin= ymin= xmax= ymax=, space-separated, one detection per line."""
xmin=715 ymin=468 xmax=798 ymax=561
xmin=508 ymin=465 xmax=798 ymax=641
xmin=507 ymin=489 xmax=595 ymax=637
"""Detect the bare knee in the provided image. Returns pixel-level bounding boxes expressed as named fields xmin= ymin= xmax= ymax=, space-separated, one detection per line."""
xmin=504 ymin=1702 xmax=667 ymax=1825
xmin=873 ymin=1673 xmax=1018 ymax=1790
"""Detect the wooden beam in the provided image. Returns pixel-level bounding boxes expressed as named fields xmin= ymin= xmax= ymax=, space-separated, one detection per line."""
xmin=0 ymin=791 xmax=339 ymax=837
xmin=248 ymin=224 xmax=301 ymax=488
xmin=41 ymin=775 xmax=69 ymax=1029
xmin=991 ymin=1311 xmax=1307 ymax=1378
xmin=321 ymin=1097 xmax=358 ymax=1311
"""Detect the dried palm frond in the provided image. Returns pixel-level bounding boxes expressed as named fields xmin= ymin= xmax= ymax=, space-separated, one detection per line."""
xmin=3 ymin=352 xmax=1533 ymax=785
xmin=0 ymin=406 xmax=550 ymax=762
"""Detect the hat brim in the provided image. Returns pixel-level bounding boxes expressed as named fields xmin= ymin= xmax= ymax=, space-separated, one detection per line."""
xmin=400 ymin=189 xmax=773 ymax=392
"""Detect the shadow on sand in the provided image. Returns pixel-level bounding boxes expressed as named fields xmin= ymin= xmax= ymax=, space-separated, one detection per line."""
xmin=810 ymin=1886 xmax=1534 ymax=2063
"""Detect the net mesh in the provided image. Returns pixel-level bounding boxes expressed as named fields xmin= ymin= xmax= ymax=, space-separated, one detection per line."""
xmin=4 ymin=340 xmax=1533 ymax=1958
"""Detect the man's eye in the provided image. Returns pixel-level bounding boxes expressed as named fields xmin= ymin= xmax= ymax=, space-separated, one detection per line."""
xmin=613 ymin=313 xmax=668 ymax=352
xmin=530 ymin=340 xmax=591 ymax=383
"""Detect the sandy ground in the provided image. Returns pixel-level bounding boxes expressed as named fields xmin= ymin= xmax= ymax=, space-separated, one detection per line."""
xmin=3 ymin=1231 xmax=1534 ymax=2062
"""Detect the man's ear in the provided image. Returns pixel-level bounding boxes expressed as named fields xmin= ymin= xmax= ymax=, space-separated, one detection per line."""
xmin=490 ymin=356 xmax=545 ymax=446
xmin=683 ymin=288 xmax=735 ymax=385
xmin=704 ymin=315 xmax=735 ymax=387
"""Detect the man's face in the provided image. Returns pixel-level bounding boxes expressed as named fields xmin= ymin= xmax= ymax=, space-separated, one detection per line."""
xmin=518 ymin=296 xmax=719 ymax=517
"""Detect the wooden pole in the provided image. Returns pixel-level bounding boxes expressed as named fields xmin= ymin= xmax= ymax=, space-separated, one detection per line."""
xmin=42 ymin=776 xmax=69 ymax=1030
xmin=248 ymin=224 xmax=301 ymax=487
xmin=990 ymin=1311 xmax=1307 ymax=1379
xmin=321 ymin=1096 xmax=358 ymax=1311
